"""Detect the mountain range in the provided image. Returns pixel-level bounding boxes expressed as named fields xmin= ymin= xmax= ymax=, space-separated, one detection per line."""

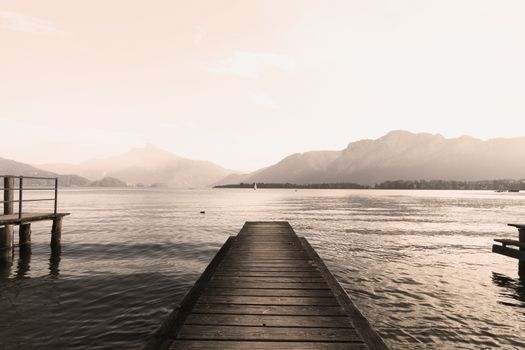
xmin=215 ymin=130 xmax=525 ymax=185
xmin=38 ymin=144 xmax=237 ymax=188
xmin=0 ymin=157 xmax=91 ymax=186
xmin=2 ymin=131 xmax=525 ymax=188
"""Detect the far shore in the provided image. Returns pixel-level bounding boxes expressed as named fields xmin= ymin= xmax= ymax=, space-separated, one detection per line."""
xmin=214 ymin=179 xmax=524 ymax=191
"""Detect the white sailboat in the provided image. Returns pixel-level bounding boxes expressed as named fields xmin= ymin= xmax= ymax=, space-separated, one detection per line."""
xmin=254 ymin=183 xmax=257 ymax=190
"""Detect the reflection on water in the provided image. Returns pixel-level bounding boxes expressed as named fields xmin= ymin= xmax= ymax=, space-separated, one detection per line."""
xmin=49 ymin=246 xmax=61 ymax=278
xmin=4 ymin=245 xmax=62 ymax=279
xmin=0 ymin=189 xmax=524 ymax=349
xmin=492 ymin=272 xmax=525 ymax=308
xmin=16 ymin=246 xmax=31 ymax=279
xmin=0 ymin=254 xmax=13 ymax=279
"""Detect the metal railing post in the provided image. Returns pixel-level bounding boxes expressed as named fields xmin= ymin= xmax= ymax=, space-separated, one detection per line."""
xmin=54 ymin=178 xmax=58 ymax=215
xmin=19 ymin=176 xmax=23 ymax=219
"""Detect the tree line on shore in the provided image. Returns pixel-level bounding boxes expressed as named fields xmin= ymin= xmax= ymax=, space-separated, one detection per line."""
xmin=215 ymin=179 xmax=525 ymax=190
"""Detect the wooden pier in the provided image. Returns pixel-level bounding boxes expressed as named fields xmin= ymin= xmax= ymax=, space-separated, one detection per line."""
xmin=1 ymin=175 xmax=69 ymax=257
xmin=146 ymin=221 xmax=388 ymax=350
xmin=493 ymin=223 xmax=525 ymax=278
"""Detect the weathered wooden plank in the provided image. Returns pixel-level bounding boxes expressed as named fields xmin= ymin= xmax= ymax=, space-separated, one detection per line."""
xmin=238 ymin=232 xmax=293 ymax=235
xmin=222 ymin=256 xmax=310 ymax=261
xmin=233 ymin=241 xmax=298 ymax=245
xmin=221 ymin=260 xmax=314 ymax=266
xmin=238 ymin=231 xmax=293 ymax=234
xmin=192 ymin=304 xmax=346 ymax=316
xmin=0 ymin=212 xmax=70 ymax=225
xmin=202 ymin=288 xmax=334 ymax=297
xmin=216 ymin=266 xmax=320 ymax=272
xmin=218 ymin=265 xmax=316 ymax=270
xmin=177 ymin=325 xmax=361 ymax=342
xmin=198 ymin=295 xmax=339 ymax=306
xmin=492 ymin=244 xmax=525 ymax=260
xmin=239 ymin=231 xmax=292 ymax=233
xmin=235 ymin=238 xmax=296 ymax=241
xmin=237 ymin=238 xmax=295 ymax=241
xmin=207 ymin=281 xmax=329 ymax=290
xmin=234 ymin=242 xmax=298 ymax=246
xmin=231 ymin=251 xmax=305 ymax=255
xmin=211 ymin=276 xmax=325 ymax=283
xmin=243 ymin=228 xmax=291 ymax=230
xmin=231 ymin=250 xmax=303 ymax=253
xmin=219 ymin=262 xmax=316 ymax=268
xmin=213 ymin=271 xmax=323 ymax=278
xmin=170 ymin=340 xmax=367 ymax=350
xmin=217 ymin=266 xmax=316 ymax=271
xmin=231 ymin=246 xmax=303 ymax=250
xmin=494 ymin=238 xmax=525 ymax=249
xmin=185 ymin=314 xmax=353 ymax=328
xmin=226 ymin=249 xmax=306 ymax=254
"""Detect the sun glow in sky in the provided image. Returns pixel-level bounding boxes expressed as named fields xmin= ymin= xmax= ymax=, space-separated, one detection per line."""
xmin=1 ymin=0 xmax=525 ymax=171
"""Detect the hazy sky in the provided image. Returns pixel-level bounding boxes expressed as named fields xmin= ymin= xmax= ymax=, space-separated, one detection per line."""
xmin=1 ymin=0 xmax=524 ymax=171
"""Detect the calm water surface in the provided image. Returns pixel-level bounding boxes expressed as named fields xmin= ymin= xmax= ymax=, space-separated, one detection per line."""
xmin=1 ymin=189 xmax=524 ymax=349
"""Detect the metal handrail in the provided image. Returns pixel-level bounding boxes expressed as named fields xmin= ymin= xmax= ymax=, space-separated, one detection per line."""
xmin=1 ymin=175 xmax=58 ymax=219
xmin=9 ymin=188 xmax=56 ymax=191
xmin=0 ymin=175 xmax=58 ymax=180
xmin=1 ymin=199 xmax=57 ymax=203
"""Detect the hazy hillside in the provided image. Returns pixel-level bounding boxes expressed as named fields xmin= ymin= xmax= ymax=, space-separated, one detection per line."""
xmin=39 ymin=144 xmax=238 ymax=188
xmin=0 ymin=157 xmax=91 ymax=186
xmin=89 ymin=177 xmax=127 ymax=187
xmin=222 ymin=131 xmax=525 ymax=185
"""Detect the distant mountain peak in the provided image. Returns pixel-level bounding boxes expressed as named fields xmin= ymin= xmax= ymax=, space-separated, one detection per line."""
xmin=142 ymin=143 xmax=164 ymax=151
xmin=380 ymin=130 xmax=443 ymax=140
xmin=382 ymin=130 xmax=415 ymax=138
xmin=120 ymin=144 xmax=183 ymax=165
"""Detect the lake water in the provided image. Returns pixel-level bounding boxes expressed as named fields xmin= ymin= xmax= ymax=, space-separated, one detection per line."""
xmin=1 ymin=188 xmax=524 ymax=349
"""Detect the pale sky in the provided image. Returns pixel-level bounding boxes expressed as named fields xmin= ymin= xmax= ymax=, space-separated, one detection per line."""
xmin=1 ymin=0 xmax=524 ymax=171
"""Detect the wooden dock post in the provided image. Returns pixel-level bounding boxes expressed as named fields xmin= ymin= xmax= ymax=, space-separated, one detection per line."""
xmin=0 ymin=226 xmax=13 ymax=250
xmin=0 ymin=226 xmax=14 ymax=261
xmin=51 ymin=216 xmax=63 ymax=247
xmin=518 ymin=227 xmax=525 ymax=278
xmin=1 ymin=176 xmax=14 ymax=253
xmin=19 ymin=223 xmax=31 ymax=246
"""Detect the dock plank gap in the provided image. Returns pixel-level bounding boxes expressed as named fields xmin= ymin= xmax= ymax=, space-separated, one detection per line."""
xmin=145 ymin=221 xmax=389 ymax=350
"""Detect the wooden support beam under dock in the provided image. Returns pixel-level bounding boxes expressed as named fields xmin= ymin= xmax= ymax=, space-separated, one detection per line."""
xmin=0 ymin=213 xmax=69 ymax=249
xmin=493 ymin=223 xmax=525 ymax=278
xmin=146 ymin=221 xmax=388 ymax=350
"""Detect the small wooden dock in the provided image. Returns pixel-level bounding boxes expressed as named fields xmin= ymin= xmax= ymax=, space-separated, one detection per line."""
xmin=146 ymin=221 xmax=388 ymax=350
xmin=493 ymin=223 xmax=525 ymax=278
xmin=1 ymin=175 xmax=69 ymax=257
